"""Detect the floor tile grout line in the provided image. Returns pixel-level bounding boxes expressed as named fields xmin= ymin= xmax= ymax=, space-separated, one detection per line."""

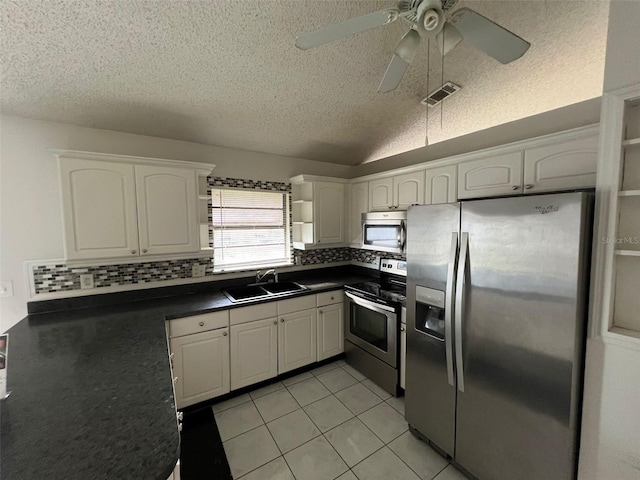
xmin=384 ymin=441 xmax=432 ymax=480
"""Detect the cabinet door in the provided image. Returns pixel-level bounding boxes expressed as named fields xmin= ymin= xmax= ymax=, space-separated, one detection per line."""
xmin=369 ymin=177 xmax=394 ymax=211
xmin=349 ymin=182 xmax=369 ymax=246
xmin=400 ymin=324 xmax=406 ymax=390
xmin=135 ymin=165 xmax=200 ymax=255
xmin=170 ymin=328 xmax=230 ymax=409
xmin=457 ymin=152 xmax=523 ymax=199
xmin=59 ymin=158 xmax=139 ymax=260
xmin=230 ymin=318 xmax=278 ymax=390
xmin=425 ymin=165 xmax=457 ymax=204
xmin=523 ymin=135 xmax=599 ymax=192
xmin=278 ymin=309 xmax=317 ymax=374
xmin=394 ymin=171 xmax=425 ymax=209
xmin=314 ymin=181 xmax=345 ymax=245
xmin=317 ymin=303 xmax=344 ymax=361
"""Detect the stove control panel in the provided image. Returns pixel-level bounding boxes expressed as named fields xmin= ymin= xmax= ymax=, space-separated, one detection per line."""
xmin=380 ymin=258 xmax=407 ymax=277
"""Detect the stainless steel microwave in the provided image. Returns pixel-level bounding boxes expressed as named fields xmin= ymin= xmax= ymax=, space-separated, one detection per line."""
xmin=361 ymin=211 xmax=407 ymax=254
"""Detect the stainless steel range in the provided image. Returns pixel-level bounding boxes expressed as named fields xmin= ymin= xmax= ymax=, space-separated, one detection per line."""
xmin=344 ymin=258 xmax=406 ymax=396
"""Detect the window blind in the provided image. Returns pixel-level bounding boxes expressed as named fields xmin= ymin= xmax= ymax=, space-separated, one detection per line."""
xmin=212 ymin=188 xmax=291 ymax=271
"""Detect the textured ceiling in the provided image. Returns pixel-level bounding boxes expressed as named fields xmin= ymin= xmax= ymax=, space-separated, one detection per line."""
xmin=0 ymin=0 xmax=609 ymax=166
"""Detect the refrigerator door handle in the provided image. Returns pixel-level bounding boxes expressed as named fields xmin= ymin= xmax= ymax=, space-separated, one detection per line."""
xmin=455 ymin=232 xmax=469 ymax=392
xmin=400 ymin=221 xmax=407 ymax=252
xmin=445 ymin=232 xmax=458 ymax=387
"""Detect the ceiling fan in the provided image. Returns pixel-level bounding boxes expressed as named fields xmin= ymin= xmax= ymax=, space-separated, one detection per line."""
xmin=295 ymin=0 xmax=530 ymax=93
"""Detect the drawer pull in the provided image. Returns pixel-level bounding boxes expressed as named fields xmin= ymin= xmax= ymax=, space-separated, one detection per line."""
xmin=131 ymin=250 xmax=137 ymax=254
xmin=319 ymin=310 xmax=323 ymax=314
xmin=330 ymin=296 xmax=334 ymax=300
xmin=281 ymin=318 xmax=285 ymax=323
xmin=525 ymin=184 xmax=533 ymax=190
xmin=273 ymin=320 xmax=278 ymax=325
xmin=222 ymin=331 xmax=228 ymax=336
xmin=199 ymin=321 xmax=205 ymax=327
xmin=142 ymin=248 xmax=148 ymax=253
xmin=511 ymin=185 xmax=518 ymax=191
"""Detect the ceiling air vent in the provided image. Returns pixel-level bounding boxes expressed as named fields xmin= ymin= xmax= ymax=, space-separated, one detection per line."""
xmin=420 ymin=82 xmax=461 ymax=107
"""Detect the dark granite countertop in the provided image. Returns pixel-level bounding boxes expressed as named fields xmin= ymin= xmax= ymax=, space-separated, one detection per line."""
xmin=0 ymin=266 xmax=374 ymax=480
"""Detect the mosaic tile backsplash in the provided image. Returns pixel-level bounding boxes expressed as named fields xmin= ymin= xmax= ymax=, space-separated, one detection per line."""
xmin=32 ymin=247 xmax=402 ymax=295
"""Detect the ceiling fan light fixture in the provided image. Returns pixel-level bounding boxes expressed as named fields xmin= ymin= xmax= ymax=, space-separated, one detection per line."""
xmin=423 ymin=10 xmax=440 ymax=31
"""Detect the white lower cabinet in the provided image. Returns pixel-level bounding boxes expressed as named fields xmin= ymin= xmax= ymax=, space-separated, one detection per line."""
xmin=230 ymin=317 xmax=278 ymax=390
xmin=278 ymin=309 xmax=317 ymax=374
xmin=170 ymin=327 xmax=230 ymax=410
xmin=317 ymin=303 xmax=344 ymax=361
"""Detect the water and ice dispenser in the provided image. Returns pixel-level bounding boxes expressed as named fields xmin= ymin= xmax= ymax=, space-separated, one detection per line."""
xmin=415 ymin=286 xmax=446 ymax=341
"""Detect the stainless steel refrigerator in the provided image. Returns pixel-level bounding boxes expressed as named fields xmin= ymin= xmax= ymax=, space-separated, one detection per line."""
xmin=405 ymin=192 xmax=592 ymax=480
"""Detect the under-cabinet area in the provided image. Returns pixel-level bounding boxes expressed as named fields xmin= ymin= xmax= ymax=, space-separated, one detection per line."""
xmin=167 ymin=290 xmax=344 ymax=410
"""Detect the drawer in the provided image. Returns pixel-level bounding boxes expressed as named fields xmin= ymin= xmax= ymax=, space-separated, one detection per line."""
xmin=317 ymin=290 xmax=343 ymax=307
xmin=169 ymin=310 xmax=229 ymax=338
xmin=278 ymin=294 xmax=317 ymax=315
xmin=230 ymin=301 xmax=278 ymax=326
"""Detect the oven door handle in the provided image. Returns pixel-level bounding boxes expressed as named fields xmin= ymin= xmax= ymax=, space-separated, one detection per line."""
xmin=345 ymin=292 xmax=397 ymax=314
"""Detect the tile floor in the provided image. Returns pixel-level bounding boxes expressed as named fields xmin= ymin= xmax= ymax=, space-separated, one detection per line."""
xmin=213 ymin=360 xmax=467 ymax=480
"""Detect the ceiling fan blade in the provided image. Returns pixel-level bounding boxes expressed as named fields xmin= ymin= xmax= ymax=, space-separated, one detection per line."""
xmin=378 ymin=29 xmax=421 ymax=93
xmin=378 ymin=54 xmax=410 ymax=93
xmin=295 ymin=9 xmax=399 ymax=50
xmin=450 ymin=7 xmax=530 ymax=64
xmin=436 ymin=23 xmax=463 ymax=56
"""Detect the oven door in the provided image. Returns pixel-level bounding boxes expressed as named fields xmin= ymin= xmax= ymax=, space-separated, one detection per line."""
xmin=344 ymin=292 xmax=397 ymax=368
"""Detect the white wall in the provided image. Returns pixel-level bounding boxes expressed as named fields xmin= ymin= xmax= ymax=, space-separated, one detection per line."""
xmin=578 ymin=1 xmax=640 ymax=479
xmin=0 ymin=115 xmax=353 ymax=332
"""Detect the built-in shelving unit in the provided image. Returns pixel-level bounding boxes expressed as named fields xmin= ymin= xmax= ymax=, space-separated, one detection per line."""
xmin=291 ymin=181 xmax=314 ymax=248
xmin=595 ymin=84 xmax=640 ymax=344
xmin=198 ymin=176 xmax=213 ymax=251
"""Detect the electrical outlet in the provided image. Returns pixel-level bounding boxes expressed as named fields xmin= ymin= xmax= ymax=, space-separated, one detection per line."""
xmin=0 ymin=281 xmax=13 ymax=298
xmin=80 ymin=274 xmax=94 ymax=289
xmin=192 ymin=264 xmax=205 ymax=278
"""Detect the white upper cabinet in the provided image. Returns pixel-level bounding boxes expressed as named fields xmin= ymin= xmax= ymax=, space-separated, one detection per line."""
xmin=135 ymin=165 xmax=199 ymax=255
xmin=523 ymin=134 xmax=599 ymax=193
xmin=291 ymin=175 xmax=347 ymax=249
xmin=59 ymin=158 xmax=140 ymax=260
xmin=56 ymin=151 xmax=214 ymax=261
xmin=394 ymin=171 xmax=425 ymax=209
xmin=425 ymin=165 xmax=457 ymax=205
xmin=314 ymin=181 xmax=345 ymax=245
xmin=369 ymin=177 xmax=394 ymax=210
xmin=369 ymin=171 xmax=425 ymax=210
xmin=457 ymin=151 xmax=524 ymax=199
xmin=348 ymin=182 xmax=368 ymax=246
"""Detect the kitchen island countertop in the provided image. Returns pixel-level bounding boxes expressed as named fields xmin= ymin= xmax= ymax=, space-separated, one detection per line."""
xmin=0 ymin=268 xmax=373 ymax=480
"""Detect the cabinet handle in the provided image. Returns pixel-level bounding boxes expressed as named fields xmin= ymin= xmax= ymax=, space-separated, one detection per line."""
xmin=131 ymin=250 xmax=137 ymax=254
xmin=400 ymin=325 xmax=406 ymax=331
xmin=173 ymin=376 xmax=178 ymax=384
xmin=319 ymin=310 xmax=323 ymax=314
xmin=525 ymin=184 xmax=533 ymax=190
xmin=169 ymin=352 xmax=174 ymax=360
xmin=142 ymin=249 xmax=148 ymax=253
xmin=222 ymin=331 xmax=228 ymax=336
xmin=198 ymin=321 xmax=205 ymax=327
xmin=511 ymin=186 xmax=519 ymax=191
xmin=281 ymin=318 xmax=285 ymax=323
xmin=330 ymin=296 xmax=334 ymax=300
xmin=177 ymin=412 xmax=184 ymax=421
xmin=273 ymin=320 xmax=277 ymax=325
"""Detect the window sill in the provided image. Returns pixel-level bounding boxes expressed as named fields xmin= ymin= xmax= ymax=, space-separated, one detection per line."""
xmin=213 ymin=261 xmax=294 ymax=275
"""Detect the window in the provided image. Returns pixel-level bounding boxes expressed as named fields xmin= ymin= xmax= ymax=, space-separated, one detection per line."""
xmin=211 ymin=188 xmax=291 ymax=271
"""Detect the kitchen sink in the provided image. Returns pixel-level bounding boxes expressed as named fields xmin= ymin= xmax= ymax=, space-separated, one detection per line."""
xmin=223 ymin=285 xmax=270 ymax=302
xmin=222 ymin=281 xmax=307 ymax=302
xmin=261 ymin=281 xmax=306 ymax=294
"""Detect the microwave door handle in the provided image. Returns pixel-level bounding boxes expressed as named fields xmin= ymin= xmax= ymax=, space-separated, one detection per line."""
xmin=345 ymin=292 xmax=396 ymax=314
xmin=454 ymin=232 xmax=469 ymax=393
xmin=445 ymin=232 xmax=458 ymax=387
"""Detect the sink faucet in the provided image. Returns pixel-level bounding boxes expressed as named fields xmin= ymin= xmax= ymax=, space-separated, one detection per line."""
xmin=256 ymin=269 xmax=278 ymax=284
